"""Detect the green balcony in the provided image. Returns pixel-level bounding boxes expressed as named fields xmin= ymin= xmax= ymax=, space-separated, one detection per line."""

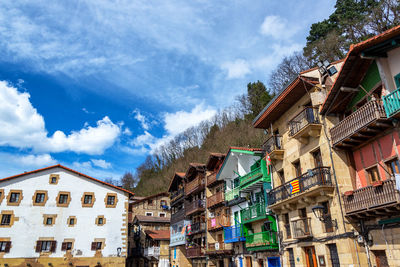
xmin=245 ymin=231 xmax=278 ymax=251
xmin=239 ymin=160 xmax=271 ymax=192
xmin=225 ymin=187 xmax=240 ymax=202
xmin=383 ymin=87 xmax=400 ymax=118
xmin=240 ymin=202 xmax=267 ymax=223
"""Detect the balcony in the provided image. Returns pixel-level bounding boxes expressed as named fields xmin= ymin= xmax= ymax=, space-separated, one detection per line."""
xmin=225 ymin=187 xmax=240 ymax=202
xmin=343 ymin=179 xmax=400 ymax=219
xmin=239 ymin=166 xmax=270 ymax=192
xmin=206 ymin=242 xmax=233 ymax=255
xmin=207 ymin=191 xmax=225 ymax=209
xmin=185 ymin=199 xmax=205 ymax=216
xmin=188 ymin=222 xmax=206 ymax=235
xmin=268 ymin=167 xmax=334 ymax=210
xmin=171 ymin=209 xmax=185 ymax=225
xmin=330 ymin=100 xmax=390 ymax=148
xmin=144 ymin=246 xmax=160 ymax=258
xmin=208 ymin=215 xmax=230 ymax=231
xmin=224 ymin=224 xmax=246 ymax=243
xmin=186 ymin=246 xmax=205 ymax=258
xmin=185 ymin=175 xmax=205 ymax=196
xmin=171 ymin=188 xmax=184 ymax=205
xmin=263 ymin=135 xmax=284 ymax=160
xmin=383 ymin=87 xmax=400 ymax=118
xmin=288 ymin=107 xmax=321 ymax=144
xmin=284 ymin=224 xmax=291 ymax=239
xmin=170 ymin=231 xmax=186 ymax=247
xmin=291 ymin=217 xmax=312 ymax=239
xmin=240 ymin=202 xmax=267 ymax=223
xmin=207 ymin=172 xmax=221 ymax=187
xmin=245 ymin=231 xmax=278 ymax=251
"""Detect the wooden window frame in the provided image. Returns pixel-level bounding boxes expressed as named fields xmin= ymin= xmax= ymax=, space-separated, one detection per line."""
xmin=95 ymin=215 xmax=106 ymax=226
xmin=32 ymin=190 xmax=48 ymax=206
xmin=366 ymin=165 xmax=381 ymax=184
xmin=56 ymin=191 xmax=71 ymax=207
xmin=67 ymin=216 xmax=77 ymax=227
xmin=7 ymin=190 xmax=23 ymax=206
xmin=35 ymin=239 xmax=56 ymax=254
xmin=385 ymin=157 xmax=400 ymax=177
xmin=61 ymin=239 xmax=75 ymax=251
xmin=0 ymin=211 xmax=15 ymax=228
xmin=0 ymin=189 xmax=4 ymax=205
xmin=91 ymin=238 xmax=105 ymax=251
xmin=81 ymin=192 xmax=96 ymax=207
xmin=43 ymin=214 xmax=57 ymax=226
xmin=0 ymin=238 xmax=11 ymax=254
xmin=104 ymin=193 xmax=118 ymax=208
xmin=49 ymin=174 xmax=60 ymax=185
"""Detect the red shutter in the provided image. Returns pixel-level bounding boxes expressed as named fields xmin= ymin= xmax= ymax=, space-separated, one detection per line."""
xmin=91 ymin=242 xmax=97 ymax=250
xmin=4 ymin=241 xmax=11 ymax=253
xmin=35 ymin=241 xmax=42 ymax=253
xmin=50 ymin=241 xmax=57 ymax=252
xmin=61 ymin=242 xmax=67 ymax=251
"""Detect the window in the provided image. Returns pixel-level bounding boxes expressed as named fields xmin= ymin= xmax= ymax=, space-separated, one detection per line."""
xmin=91 ymin=241 xmax=103 ymax=250
xmin=0 ymin=211 xmax=15 ymax=227
xmin=283 ymin=213 xmax=291 ymax=239
xmin=81 ymin=192 xmax=95 ymax=207
xmin=1 ymin=215 xmax=11 ymax=226
xmin=49 ymin=174 xmax=59 ymax=184
xmin=95 ymin=215 xmax=106 ymax=226
xmin=146 ymin=212 xmax=153 ymax=216
xmin=33 ymin=190 xmax=48 ymax=206
xmin=293 ymin=160 xmax=302 ymax=177
xmin=36 ymin=193 xmax=45 ymax=203
xmin=36 ymin=240 xmax=56 ymax=253
xmin=61 ymin=242 xmax=73 ymax=251
xmin=0 ymin=241 xmax=11 ymax=253
xmin=43 ymin=214 xmax=57 ymax=226
xmin=394 ymin=73 xmax=400 ymax=89
xmin=312 ymin=149 xmax=323 ymax=168
xmin=386 ymin=158 xmax=400 ymax=176
xmin=46 ymin=217 xmax=53 ymax=225
xmin=105 ymin=193 xmax=117 ymax=208
xmin=367 ymin=166 xmax=381 ymax=183
xmin=7 ymin=190 xmax=23 ymax=206
xmin=322 ymin=201 xmax=333 ymax=233
xmin=159 ymin=212 xmax=166 ymax=218
xmin=155 ymin=225 xmax=161 ymax=230
xmin=68 ymin=216 xmax=76 ymax=226
xmin=0 ymin=189 xmax=4 ymax=204
xmin=56 ymin=192 xmax=71 ymax=207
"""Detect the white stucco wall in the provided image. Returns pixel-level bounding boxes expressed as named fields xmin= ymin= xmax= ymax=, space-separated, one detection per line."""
xmin=0 ymin=167 xmax=128 ymax=258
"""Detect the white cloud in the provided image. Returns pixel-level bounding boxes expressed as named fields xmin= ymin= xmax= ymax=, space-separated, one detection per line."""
xmin=71 ymin=160 xmax=122 ymax=180
xmin=123 ymin=127 xmax=132 ymax=136
xmin=221 ymin=59 xmax=251 ymax=79
xmin=132 ymin=109 xmax=150 ymax=130
xmin=91 ymin=159 xmax=112 ymax=169
xmin=0 ymin=81 xmax=121 ymax=155
xmin=82 ymin=107 xmax=94 ymax=114
xmin=260 ymin=15 xmax=295 ymax=40
xmin=0 ymin=152 xmax=57 ymax=177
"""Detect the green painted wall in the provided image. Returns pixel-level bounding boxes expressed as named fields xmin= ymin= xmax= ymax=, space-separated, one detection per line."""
xmin=347 ymin=61 xmax=381 ymax=110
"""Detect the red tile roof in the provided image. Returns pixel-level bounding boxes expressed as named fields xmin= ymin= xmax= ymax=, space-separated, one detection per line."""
xmin=0 ymin=164 xmax=134 ymax=195
xmin=167 ymin=172 xmax=185 ymax=193
xmin=145 ymin=230 xmax=170 ymax=240
xmin=134 ymin=215 xmax=170 ymax=223
xmin=229 ymin=146 xmax=263 ymax=152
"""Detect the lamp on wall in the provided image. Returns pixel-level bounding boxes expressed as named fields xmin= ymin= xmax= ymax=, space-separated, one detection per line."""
xmin=312 ymin=205 xmax=338 ymax=229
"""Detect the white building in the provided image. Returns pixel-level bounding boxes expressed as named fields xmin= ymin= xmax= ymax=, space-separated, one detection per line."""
xmin=0 ymin=164 xmax=132 ymax=267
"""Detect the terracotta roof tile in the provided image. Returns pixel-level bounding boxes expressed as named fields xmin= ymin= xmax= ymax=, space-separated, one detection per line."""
xmin=145 ymin=230 xmax=170 ymax=240
xmin=134 ymin=215 xmax=170 ymax=223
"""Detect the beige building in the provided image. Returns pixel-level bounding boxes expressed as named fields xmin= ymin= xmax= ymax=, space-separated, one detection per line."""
xmin=144 ymin=230 xmax=170 ymax=267
xmin=253 ymin=63 xmax=367 ymax=267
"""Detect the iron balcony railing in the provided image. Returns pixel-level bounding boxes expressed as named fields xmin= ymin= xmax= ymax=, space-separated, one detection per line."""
xmin=262 ymin=135 xmax=283 ymax=153
xmin=330 ymin=100 xmax=387 ymax=146
xmin=171 ymin=208 xmax=185 ymax=225
xmin=291 ymin=217 xmax=312 ymax=238
xmin=144 ymin=246 xmax=160 ymax=257
xmin=208 ymin=215 xmax=230 ymax=231
xmin=240 ymin=201 xmax=267 ymax=223
xmin=225 ymin=187 xmax=240 ymax=201
xmin=245 ymin=231 xmax=278 ymax=250
xmin=268 ymin=167 xmax=332 ymax=205
xmin=207 ymin=191 xmax=224 ymax=208
xmin=288 ymin=107 xmax=320 ymax=137
xmin=224 ymin=224 xmax=245 ymax=243
xmin=343 ymin=179 xmax=400 ymax=215
xmin=383 ymin=87 xmax=400 ymax=117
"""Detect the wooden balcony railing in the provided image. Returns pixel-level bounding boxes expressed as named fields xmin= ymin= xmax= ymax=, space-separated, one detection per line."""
xmin=185 ymin=199 xmax=205 ymax=216
xmin=207 ymin=215 xmax=230 ymax=231
xmin=186 ymin=246 xmax=205 ymax=258
xmin=207 ymin=191 xmax=224 ymax=208
xmin=343 ymin=179 xmax=400 ymax=216
xmin=268 ymin=167 xmax=332 ymax=205
xmin=225 ymin=187 xmax=240 ymax=202
xmin=383 ymin=87 xmax=400 ymax=118
xmin=188 ymin=222 xmax=206 ymax=235
xmin=207 ymin=242 xmax=232 ymax=253
xmin=224 ymin=224 xmax=245 ymax=243
xmin=171 ymin=208 xmax=185 ymax=224
xmin=330 ymin=100 xmax=387 ymax=147
xmin=207 ymin=172 xmax=218 ymax=187
xmin=185 ymin=175 xmax=205 ymax=195
xmin=288 ymin=107 xmax=320 ymax=137
xmin=171 ymin=188 xmax=184 ymax=204
xmin=291 ymin=218 xmax=312 ymax=239
xmin=240 ymin=201 xmax=267 ymax=223
xmin=245 ymin=231 xmax=278 ymax=250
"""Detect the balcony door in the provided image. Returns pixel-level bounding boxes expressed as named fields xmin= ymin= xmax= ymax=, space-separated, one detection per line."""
xmin=373 ymin=250 xmax=389 ymax=267
xmin=304 ymin=246 xmax=317 ymax=267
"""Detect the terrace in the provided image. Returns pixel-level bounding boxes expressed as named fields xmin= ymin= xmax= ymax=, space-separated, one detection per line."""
xmin=288 ymin=107 xmax=321 ymax=144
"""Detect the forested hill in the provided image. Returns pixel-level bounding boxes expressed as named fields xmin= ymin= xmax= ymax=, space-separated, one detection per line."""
xmin=127 ymin=0 xmax=399 ymax=196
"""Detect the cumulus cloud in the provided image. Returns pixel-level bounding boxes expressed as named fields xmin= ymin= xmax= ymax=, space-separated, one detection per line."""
xmin=0 ymin=81 xmax=121 ymax=155
xmin=260 ymin=15 xmax=296 ymax=40
xmin=0 ymin=152 xmax=57 ymax=177
xmin=221 ymin=59 xmax=251 ymax=79
xmin=91 ymin=159 xmax=112 ymax=169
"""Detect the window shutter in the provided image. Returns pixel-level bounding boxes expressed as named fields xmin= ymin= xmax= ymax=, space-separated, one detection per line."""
xmin=50 ymin=241 xmax=57 ymax=252
xmin=91 ymin=242 xmax=97 ymax=250
xmin=5 ymin=241 xmax=11 ymax=253
xmin=35 ymin=241 xmax=42 ymax=253
xmin=61 ymin=242 xmax=67 ymax=251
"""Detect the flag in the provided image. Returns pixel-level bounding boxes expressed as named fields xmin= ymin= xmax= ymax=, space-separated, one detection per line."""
xmin=181 ymin=225 xmax=186 ymax=235
xmin=265 ymin=154 xmax=271 ymax=174
xmin=290 ymin=180 xmax=300 ymax=194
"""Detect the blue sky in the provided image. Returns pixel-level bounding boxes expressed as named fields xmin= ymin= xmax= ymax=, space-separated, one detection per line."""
xmin=0 ymin=0 xmax=335 ymax=181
